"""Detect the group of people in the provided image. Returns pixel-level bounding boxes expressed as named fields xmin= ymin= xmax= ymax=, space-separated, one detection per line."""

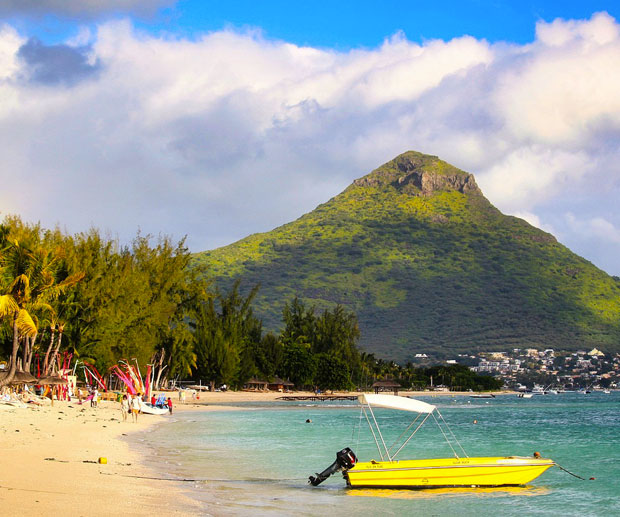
xmin=177 ymin=388 xmax=197 ymax=403
xmin=120 ymin=393 xmax=144 ymax=422
xmin=119 ymin=392 xmax=173 ymax=422
xmin=150 ymin=393 xmax=173 ymax=412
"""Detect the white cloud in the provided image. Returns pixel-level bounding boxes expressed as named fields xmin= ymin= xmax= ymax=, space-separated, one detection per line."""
xmin=493 ymin=12 xmax=620 ymax=144
xmin=477 ymin=146 xmax=592 ymax=211
xmin=0 ymin=24 xmax=23 ymax=79
xmin=566 ymin=213 xmax=620 ymax=244
xmin=511 ymin=211 xmax=556 ymax=234
xmin=1 ymin=13 xmax=620 ymax=274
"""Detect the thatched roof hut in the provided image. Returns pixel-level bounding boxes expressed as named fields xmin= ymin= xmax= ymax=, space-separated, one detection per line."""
xmin=371 ymin=380 xmax=401 ymax=395
xmin=268 ymin=377 xmax=294 ymax=392
xmin=244 ymin=378 xmax=268 ymax=391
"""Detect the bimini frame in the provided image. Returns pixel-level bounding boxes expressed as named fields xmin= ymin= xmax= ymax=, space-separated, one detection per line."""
xmin=358 ymin=394 xmax=468 ymax=461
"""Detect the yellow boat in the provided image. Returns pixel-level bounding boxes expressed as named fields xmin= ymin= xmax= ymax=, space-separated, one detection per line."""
xmin=309 ymin=394 xmax=555 ymax=489
xmin=346 ymin=456 xmax=554 ymax=488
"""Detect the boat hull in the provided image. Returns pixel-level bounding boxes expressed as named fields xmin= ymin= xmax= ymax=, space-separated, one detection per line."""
xmin=345 ymin=456 xmax=554 ymax=488
xmin=141 ymin=403 xmax=169 ymax=415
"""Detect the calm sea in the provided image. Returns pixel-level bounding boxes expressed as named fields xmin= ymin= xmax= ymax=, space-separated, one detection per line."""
xmin=140 ymin=393 xmax=619 ymax=516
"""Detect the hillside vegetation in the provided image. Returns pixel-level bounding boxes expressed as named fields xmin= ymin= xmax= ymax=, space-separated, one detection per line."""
xmin=193 ymin=151 xmax=620 ymax=362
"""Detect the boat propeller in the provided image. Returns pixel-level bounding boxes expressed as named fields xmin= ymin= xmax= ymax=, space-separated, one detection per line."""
xmin=309 ymin=447 xmax=357 ymax=486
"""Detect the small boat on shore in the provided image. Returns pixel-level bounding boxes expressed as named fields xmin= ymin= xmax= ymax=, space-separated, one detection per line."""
xmin=309 ymin=394 xmax=554 ymax=489
xmin=141 ymin=402 xmax=169 ymax=415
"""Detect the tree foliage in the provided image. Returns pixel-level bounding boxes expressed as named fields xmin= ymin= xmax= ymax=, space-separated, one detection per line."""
xmin=0 ymin=216 xmax=208 ymax=385
xmin=0 ymin=215 xmax=502 ymax=393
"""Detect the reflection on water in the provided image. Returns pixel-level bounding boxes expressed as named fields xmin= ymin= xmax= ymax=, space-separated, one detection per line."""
xmin=347 ymin=484 xmax=551 ymax=500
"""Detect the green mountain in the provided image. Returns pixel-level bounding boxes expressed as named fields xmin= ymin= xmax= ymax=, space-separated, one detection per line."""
xmin=193 ymin=151 xmax=620 ymax=363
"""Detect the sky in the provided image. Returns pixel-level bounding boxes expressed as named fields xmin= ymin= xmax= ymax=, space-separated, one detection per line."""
xmin=1 ymin=1 xmax=620 ymax=275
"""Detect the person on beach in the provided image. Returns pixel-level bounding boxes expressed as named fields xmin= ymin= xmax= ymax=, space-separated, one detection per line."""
xmin=167 ymin=397 xmax=173 ymax=414
xmin=91 ymin=388 xmax=99 ymax=408
xmin=120 ymin=394 xmax=129 ymax=422
xmin=151 ymin=394 xmax=156 ymax=406
xmin=131 ymin=394 xmax=141 ymax=423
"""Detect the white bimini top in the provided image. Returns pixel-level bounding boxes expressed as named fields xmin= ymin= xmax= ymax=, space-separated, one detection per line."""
xmin=358 ymin=394 xmax=436 ymax=414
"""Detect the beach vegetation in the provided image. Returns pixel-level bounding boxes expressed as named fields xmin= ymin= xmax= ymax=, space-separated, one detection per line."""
xmin=193 ymin=280 xmax=262 ymax=390
xmin=0 ymin=216 xmax=210 ymax=388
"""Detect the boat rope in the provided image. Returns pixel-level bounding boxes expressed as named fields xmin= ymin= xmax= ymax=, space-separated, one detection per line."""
xmin=98 ymin=472 xmax=308 ymax=483
xmin=555 ymin=462 xmax=593 ymax=481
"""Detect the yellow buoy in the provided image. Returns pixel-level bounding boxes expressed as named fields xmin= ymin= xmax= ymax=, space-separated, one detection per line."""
xmin=98 ymin=457 xmax=108 ymax=464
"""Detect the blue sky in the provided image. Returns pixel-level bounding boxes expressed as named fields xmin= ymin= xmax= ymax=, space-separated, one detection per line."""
xmin=7 ymin=1 xmax=620 ymax=47
xmin=162 ymin=0 xmax=620 ymax=46
xmin=1 ymin=1 xmax=620 ymax=275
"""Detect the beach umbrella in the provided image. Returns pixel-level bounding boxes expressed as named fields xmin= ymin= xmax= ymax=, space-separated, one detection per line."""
xmin=37 ymin=375 xmax=68 ymax=385
xmin=1 ymin=370 xmax=39 ymax=385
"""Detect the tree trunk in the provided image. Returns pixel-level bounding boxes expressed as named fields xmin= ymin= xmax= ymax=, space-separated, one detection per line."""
xmin=0 ymin=315 xmax=20 ymax=387
xmin=155 ymin=365 xmax=167 ymax=390
xmin=21 ymin=335 xmax=29 ymax=372
xmin=153 ymin=349 xmax=165 ymax=390
xmin=25 ymin=332 xmax=37 ymax=373
xmin=43 ymin=326 xmax=55 ymax=375
xmin=48 ymin=325 xmax=64 ymax=375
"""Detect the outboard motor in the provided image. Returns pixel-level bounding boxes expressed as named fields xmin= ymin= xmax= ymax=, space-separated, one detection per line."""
xmin=309 ymin=447 xmax=357 ymax=486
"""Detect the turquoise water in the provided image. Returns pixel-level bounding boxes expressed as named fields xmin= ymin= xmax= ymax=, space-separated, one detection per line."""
xmin=142 ymin=393 xmax=619 ymax=516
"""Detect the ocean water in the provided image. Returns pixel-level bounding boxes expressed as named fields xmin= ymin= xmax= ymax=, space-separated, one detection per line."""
xmin=141 ymin=393 xmax=619 ymax=516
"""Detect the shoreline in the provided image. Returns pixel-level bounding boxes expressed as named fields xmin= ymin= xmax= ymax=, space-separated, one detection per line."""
xmin=172 ymin=389 xmax=516 ymax=406
xmin=0 ymin=400 xmax=200 ymax=516
xmin=0 ymin=389 xmax=514 ymax=515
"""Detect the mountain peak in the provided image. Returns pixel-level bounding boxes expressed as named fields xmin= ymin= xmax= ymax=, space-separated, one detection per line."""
xmin=196 ymin=150 xmax=620 ymax=362
xmin=352 ymin=151 xmax=481 ymax=197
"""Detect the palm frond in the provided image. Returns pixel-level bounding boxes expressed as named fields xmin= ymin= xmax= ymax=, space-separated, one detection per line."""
xmin=46 ymin=271 xmax=86 ymax=299
xmin=16 ymin=308 xmax=38 ymax=338
xmin=0 ymin=295 xmax=18 ymax=318
xmin=8 ymin=273 xmax=30 ymax=301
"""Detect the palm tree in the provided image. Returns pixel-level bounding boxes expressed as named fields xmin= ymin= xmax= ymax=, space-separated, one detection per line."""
xmin=0 ymin=239 xmax=83 ymax=386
